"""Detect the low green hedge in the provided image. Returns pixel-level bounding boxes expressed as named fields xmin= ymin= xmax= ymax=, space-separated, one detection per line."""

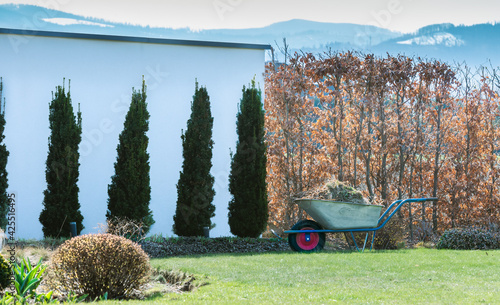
xmin=0 ymin=253 xmax=12 ymax=290
xmin=437 ymin=228 xmax=500 ymax=250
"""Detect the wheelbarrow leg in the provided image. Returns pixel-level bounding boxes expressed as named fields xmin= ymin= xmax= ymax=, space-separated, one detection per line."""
xmin=344 ymin=232 xmax=354 ymax=250
xmin=362 ymin=233 xmax=369 ymax=252
xmin=350 ymin=232 xmax=361 ymax=252
xmin=349 ymin=232 xmax=370 ymax=252
xmin=370 ymin=231 xmax=377 ymax=251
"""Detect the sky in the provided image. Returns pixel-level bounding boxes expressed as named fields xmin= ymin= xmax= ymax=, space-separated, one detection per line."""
xmin=1 ymin=0 xmax=499 ymax=33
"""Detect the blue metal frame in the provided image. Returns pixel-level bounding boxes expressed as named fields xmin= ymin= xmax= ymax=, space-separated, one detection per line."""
xmin=285 ymin=198 xmax=438 ymax=252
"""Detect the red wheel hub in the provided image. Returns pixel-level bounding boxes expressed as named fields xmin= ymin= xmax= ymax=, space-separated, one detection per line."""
xmin=296 ymin=227 xmax=320 ymax=250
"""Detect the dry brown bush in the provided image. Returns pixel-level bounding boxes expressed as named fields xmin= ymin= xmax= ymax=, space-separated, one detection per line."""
xmin=46 ymin=233 xmax=151 ymax=300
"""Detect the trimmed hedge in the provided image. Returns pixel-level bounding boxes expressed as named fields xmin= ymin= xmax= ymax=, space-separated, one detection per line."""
xmin=436 ymin=228 xmax=500 ymax=250
xmin=0 ymin=253 xmax=11 ymax=290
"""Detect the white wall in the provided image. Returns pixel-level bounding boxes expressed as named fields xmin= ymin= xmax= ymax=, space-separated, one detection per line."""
xmin=0 ymin=32 xmax=266 ymax=239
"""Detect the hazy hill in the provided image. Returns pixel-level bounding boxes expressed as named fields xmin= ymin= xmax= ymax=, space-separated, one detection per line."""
xmin=0 ymin=4 xmax=400 ymax=47
xmin=0 ymin=4 xmax=498 ymax=67
xmin=373 ymin=23 xmax=500 ymax=67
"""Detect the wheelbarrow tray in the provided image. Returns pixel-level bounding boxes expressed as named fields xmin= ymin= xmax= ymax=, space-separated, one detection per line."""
xmin=296 ymin=199 xmax=384 ymax=230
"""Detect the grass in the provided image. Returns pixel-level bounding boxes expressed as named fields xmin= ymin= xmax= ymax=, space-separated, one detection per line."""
xmin=99 ymin=248 xmax=499 ymax=304
xmin=1 ymin=237 xmax=69 ymax=265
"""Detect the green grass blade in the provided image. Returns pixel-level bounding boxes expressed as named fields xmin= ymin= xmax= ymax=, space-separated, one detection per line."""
xmin=22 ymin=278 xmax=40 ymax=296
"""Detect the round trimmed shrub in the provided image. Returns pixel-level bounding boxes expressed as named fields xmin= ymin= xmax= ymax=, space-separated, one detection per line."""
xmin=436 ymin=228 xmax=500 ymax=250
xmin=0 ymin=253 xmax=12 ymax=290
xmin=48 ymin=233 xmax=151 ymax=299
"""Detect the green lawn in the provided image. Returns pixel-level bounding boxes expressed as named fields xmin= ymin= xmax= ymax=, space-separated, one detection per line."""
xmin=103 ymin=248 xmax=499 ymax=304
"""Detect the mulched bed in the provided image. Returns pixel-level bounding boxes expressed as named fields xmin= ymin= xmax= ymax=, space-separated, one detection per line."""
xmin=139 ymin=237 xmax=291 ymax=258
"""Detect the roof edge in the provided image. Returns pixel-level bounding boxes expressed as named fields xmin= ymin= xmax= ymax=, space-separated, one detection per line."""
xmin=0 ymin=27 xmax=272 ymax=50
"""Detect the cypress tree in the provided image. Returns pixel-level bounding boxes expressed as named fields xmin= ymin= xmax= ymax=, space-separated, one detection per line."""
xmin=39 ymin=80 xmax=84 ymax=237
xmin=0 ymin=78 xmax=9 ymax=230
xmin=173 ymin=81 xmax=215 ymax=236
xmin=106 ymin=78 xmax=154 ymax=233
xmin=228 ymin=80 xmax=268 ymax=237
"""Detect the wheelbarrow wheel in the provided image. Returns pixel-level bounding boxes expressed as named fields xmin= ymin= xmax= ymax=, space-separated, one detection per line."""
xmin=288 ymin=220 xmax=325 ymax=252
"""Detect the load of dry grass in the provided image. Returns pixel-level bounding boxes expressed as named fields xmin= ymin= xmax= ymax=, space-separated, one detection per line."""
xmin=295 ymin=178 xmax=368 ymax=204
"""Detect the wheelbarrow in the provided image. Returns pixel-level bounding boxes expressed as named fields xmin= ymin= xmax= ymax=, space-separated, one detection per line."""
xmin=284 ymin=197 xmax=438 ymax=252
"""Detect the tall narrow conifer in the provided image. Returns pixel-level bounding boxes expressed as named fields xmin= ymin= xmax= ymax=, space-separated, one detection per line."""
xmin=173 ymin=81 xmax=215 ymax=236
xmin=0 ymin=78 xmax=9 ymax=230
xmin=106 ymin=79 xmax=154 ymax=233
xmin=40 ymin=80 xmax=84 ymax=237
xmin=228 ymin=80 xmax=268 ymax=237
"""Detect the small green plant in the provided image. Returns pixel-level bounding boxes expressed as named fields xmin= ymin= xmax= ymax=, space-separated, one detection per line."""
xmin=145 ymin=233 xmax=166 ymax=243
xmin=168 ymin=236 xmax=184 ymax=244
xmin=2 ymin=291 xmax=57 ymax=305
xmin=1 ymin=257 xmax=53 ymax=304
xmin=0 ymin=294 xmax=13 ymax=305
xmin=34 ymin=291 xmax=58 ymax=304
xmin=12 ymin=257 xmax=46 ymax=298
xmin=436 ymin=228 xmax=500 ymax=250
xmin=48 ymin=233 xmax=151 ymax=300
xmin=97 ymin=292 xmax=108 ymax=301
xmin=65 ymin=291 xmax=88 ymax=303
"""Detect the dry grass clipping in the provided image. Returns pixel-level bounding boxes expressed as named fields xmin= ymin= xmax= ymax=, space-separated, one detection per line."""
xmin=295 ymin=178 xmax=368 ymax=204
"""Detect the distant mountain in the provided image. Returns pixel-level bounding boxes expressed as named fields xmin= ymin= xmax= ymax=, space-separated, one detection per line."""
xmin=202 ymin=19 xmax=401 ymax=49
xmin=1 ymin=4 xmax=498 ymax=67
xmin=0 ymin=4 xmax=400 ymax=48
xmin=372 ymin=23 xmax=500 ymax=67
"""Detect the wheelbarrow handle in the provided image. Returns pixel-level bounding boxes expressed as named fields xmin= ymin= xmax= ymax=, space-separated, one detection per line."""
xmin=377 ymin=197 xmax=438 ymax=228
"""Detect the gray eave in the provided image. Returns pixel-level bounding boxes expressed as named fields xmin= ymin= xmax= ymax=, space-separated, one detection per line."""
xmin=0 ymin=27 xmax=272 ymax=50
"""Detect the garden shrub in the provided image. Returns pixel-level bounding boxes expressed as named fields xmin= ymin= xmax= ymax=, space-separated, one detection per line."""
xmin=0 ymin=253 xmax=11 ymax=290
xmin=413 ymin=220 xmax=434 ymax=243
xmin=47 ymin=233 xmax=151 ymax=300
xmin=372 ymin=217 xmax=406 ymax=249
xmin=349 ymin=217 xmax=406 ymax=250
xmin=436 ymin=228 xmax=500 ymax=250
xmin=105 ymin=216 xmax=146 ymax=242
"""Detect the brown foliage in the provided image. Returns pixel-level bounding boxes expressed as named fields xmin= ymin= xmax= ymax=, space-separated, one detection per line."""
xmin=104 ymin=216 xmax=146 ymax=242
xmin=47 ymin=233 xmax=151 ymax=300
xmin=266 ymin=51 xmax=500 ymax=239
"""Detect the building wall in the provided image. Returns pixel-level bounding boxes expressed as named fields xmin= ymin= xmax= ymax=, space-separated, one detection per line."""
xmin=0 ymin=32 xmax=267 ymax=239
